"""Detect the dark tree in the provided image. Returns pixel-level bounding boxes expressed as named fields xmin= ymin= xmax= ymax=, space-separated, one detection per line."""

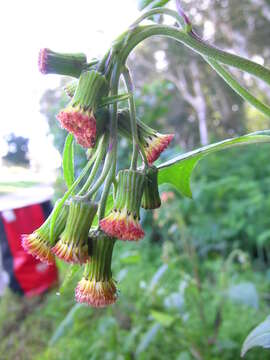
xmin=2 ymin=133 xmax=30 ymax=166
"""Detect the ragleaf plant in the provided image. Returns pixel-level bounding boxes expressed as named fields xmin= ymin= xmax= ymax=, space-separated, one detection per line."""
xmin=24 ymin=0 xmax=270 ymax=311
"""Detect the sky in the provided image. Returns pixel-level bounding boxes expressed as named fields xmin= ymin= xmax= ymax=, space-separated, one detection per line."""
xmin=0 ymin=0 xmax=140 ymax=169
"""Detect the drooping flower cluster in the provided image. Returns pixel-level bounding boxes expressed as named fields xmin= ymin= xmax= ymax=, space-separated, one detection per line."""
xmin=23 ymin=31 xmax=175 ymax=307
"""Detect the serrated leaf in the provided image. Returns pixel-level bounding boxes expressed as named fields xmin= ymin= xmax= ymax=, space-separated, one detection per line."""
xmin=241 ymin=316 xmax=270 ymax=357
xmin=62 ymin=134 xmax=74 ymax=189
xmin=158 ymin=130 xmax=270 ymax=197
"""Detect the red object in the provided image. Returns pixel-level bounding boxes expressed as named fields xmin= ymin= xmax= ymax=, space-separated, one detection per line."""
xmin=0 ymin=202 xmax=58 ymax=297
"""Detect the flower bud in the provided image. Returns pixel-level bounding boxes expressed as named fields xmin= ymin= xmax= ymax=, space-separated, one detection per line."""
xmin=118 ymin=109 xmax=174 ymax=164
xmin=141 ymin=166 xmax=161 ymax=209
xmin=52 ymin=198 xmax=97 ymax=264
xmin=21 ymin=203 xmax=68 ymax=265
xmin=64 ymin=80 xmax=78 ymax=98
xmin=100 ymin=169 xmax=145 ymax=241
xmin=75 ymin=230 xmax=117 ymax=307
xmin=38 ymin=48 xmax=87 ymax=78
xmin=57 ymin=70 xmax=109 ymax=148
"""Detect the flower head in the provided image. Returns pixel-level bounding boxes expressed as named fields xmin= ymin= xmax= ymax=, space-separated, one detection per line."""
xmin=142 ymin=132 xmax=174 ymax=164
xmin=22 ymin=232 xmax=54 ymax=265
xmin=38 ymin=48 xmax=87 ymax=77
xmin=57 ymin=106 xmax=96 ymax=148
xmin=21 ymin=204 xmax=68 ymax=265
xmin=75 ymin=231 xmax=117 ymax=307
xmin=100 ymin=169 xmax=145 ymax=241
xmin=57 ymin=70 xmax=108 ymax=148
xmin=52 ymin=198 xmax=97 ymax=264
xmin=118 ymin=109 xmax=174 ymax=164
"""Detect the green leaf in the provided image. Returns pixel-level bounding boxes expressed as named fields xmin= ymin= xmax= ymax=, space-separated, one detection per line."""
xmin=158 ymin=130 xmax=270 ymax=198
xmin=49 ymin=304 xmax=83 ymax=346
xmin=150 ymin=310 xmax=174 ymax=327
xmin=62 ymin=134 xmax=74 ymax=189
xmin=136 ymin=323 xmax=161 ymax=355
xmin=241 ymin=316 xmax=270 ymax=357
xmin=120 ymin=251 xmax=141 ymax=264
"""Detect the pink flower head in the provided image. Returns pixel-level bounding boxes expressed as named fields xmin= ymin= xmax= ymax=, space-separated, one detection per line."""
xmin=75 ymin=278 xmax=117 ymax=307
xmin=52 ymin=199 xmax=97 ymax=264
xmin=100 ymin=209 xmax=144 ymax=241
xmin=57 ymin=106 xmax=96 ymax=148
xmin=52 ymin=239 xmax=89 ymax=264
xmin=100 ymin=169 xmax=145 ymax=241
xmin=38 ymin=48 xmax=87 ymax=77
xmin=38 ymin=48 xmax=49 ymax=74
xmin=21 ymin=233 xmax=54 ymax=265
xmin=144 ymin=133 xmax=174 ymax=164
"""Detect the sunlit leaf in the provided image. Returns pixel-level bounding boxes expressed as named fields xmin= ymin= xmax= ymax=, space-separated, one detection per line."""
xmin=120 ymin=251 xmax=141 ymax=264
xmin=62 ymin=134 xmax=74 ymax=189
xmin=241 ymin=316 xmax=270 ymax=357
xmin=158 ymin=130 xmax=270 ymax=198
xmin=150 ymin=310 xmax=174 ymax=326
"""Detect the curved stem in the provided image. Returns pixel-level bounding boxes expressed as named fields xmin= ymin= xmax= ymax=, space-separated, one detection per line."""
xmin=130 ymin=7 xmax=186 ymax=29
xmin=122 ymin=67 xmax=148 ymax=168
xmin=205 ymin=57 xmax=270 ymax=117
xmin=118 ymin=25 xmax=270 ymax=86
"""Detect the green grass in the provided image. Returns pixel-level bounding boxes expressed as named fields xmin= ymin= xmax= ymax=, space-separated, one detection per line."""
xmin=0 ymin=181 xmax=40 ymax=194
xmin=1 ymin=240 xmax=270 ymax=360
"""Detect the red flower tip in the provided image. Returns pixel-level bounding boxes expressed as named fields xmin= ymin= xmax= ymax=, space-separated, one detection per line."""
xmin=57 ymin=107 xmax=96 ymax=148
xmin=100 ymin=209 xmax=144 ymax=241
xmin=75 ymin=278 xmax=117 ymax=307
xmin=51 ymin=239 xmax=89 ymax=264
xmin=38 ymin=48 xmax=49 ymax=74
xmin=21 ymin=234 xmax=54 ymax=265
xmin=145 ymin=133 xmax=174 ymax=164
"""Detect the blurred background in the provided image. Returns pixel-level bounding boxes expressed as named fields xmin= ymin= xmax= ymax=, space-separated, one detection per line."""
xmin=1 ymin=0 xmax=270 ymax=359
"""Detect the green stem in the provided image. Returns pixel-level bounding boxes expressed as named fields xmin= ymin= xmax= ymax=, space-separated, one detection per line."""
xmin=130 ymin=7 xmax=186 ymax=29
xmin=205 ymin=57 xmax=270 ymax=117
xmin=77 ymin=134 xmax=107 ymax=196
xmin=122 ymin=68 xmax=142 ymax=169
xmin=118 ymin=25 xmax=270 ymax=86
xmin=98 ymin=65 xmax=121 ymax=220
xmin=49 ymin=153 xmax=98 ymax=241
